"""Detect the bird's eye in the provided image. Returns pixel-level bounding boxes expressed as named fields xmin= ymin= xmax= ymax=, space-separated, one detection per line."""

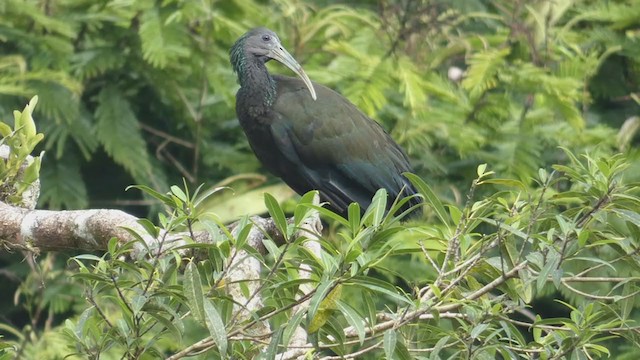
xmin=261 ymin=34 xmax=271 ymax=42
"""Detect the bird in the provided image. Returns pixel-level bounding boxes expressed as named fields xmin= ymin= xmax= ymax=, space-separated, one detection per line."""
xmin=230 ymin=27 xmax=422 ymax=218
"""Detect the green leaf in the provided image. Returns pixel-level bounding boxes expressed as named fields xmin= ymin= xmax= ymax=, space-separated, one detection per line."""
xmin=537 ymin=250 xmax=560 ymax=292
xmin=147 ymin=311 xmax=182 ymax=341
xmin=448 ymin=205 xmax=462 ymax=226
xmin=17 ymin=157 xmax=41 ymax=194
xmin=583 ymin=343 xmax=610 ymax=356
xmin=74 ymin=306 xmax=94 ymax=340
xmin=263 ymin=326 xmax=283 ymax=360
xmin=363 ymin=188 xmax=387 ymax=227
xmin=137 ymin=218 xmax=160 ymax=239
xmin=294 ymin=190 xmax=318 ymax=227
xmin=351 ymin=277 xmax=412 ymax=306
xmin=348 ymin=202 xmax=361 ymax=235
xmin=72 ymin=273 xmax=109 ymax=283
xmin=477 ymin=163 xmax=487 ymax=177
xmin=430 ymin=335 xmax=450 ymax=360
xmin=64 ymin=319 xmax=79 ymax=342
xmin=307 ymin=279 xmax=336 ymax=333
xmin=478 ymin=178 xmax=526 ymax=189
xmin=14 ymin=95 xmax=38 ymax=138
xmin=130 ymin=294 xmax=147 ymax=315
xmin=303 ymin=204 xmax=350 ymax=227
xmin=184 ymin=261 xmax=205 ymax=324
xmin=619 ymin=282 xmax=636 ymax=320
xmin=73 ymin=254 xmax=104 ymax=262
xmin=336 ymin=300 xmax=366 ymax=345
xmin=234 ymin=217 xmax=253 ymax=248
xmin=362 ymin=292 xmax=377 ymax=330
xmin=404 ymin=173 xmax=449 ymax=226
xmin=384 ymin=329 xmax=397 ymax=359
xmin=170 ymin=185 xmax=188 ymax=203
xmin=282 ymin=311 xmax=306 ymax=350
xmin=0 ymin=122 xmax=12 ymax=137
xmin=193 ymin=186 xmax=230 ymax=209
xmin=612 ymin=209 xmax=640 ymax=228
xmin=127 ymin=184 xmax=173 ymax=207
xmin=107 ymin=237 xmax=118 ymax=256
xmin=470 ymin=323 xmax=489 ymax=339
xmin=203 ymin=299 xmax=227 ymax=356
xmin=264 ymin=192 xmax=288 ymax=240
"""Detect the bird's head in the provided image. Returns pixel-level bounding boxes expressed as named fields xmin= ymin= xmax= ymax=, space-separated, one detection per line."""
xmin=230 ymin=27 xmax=317 ymax=100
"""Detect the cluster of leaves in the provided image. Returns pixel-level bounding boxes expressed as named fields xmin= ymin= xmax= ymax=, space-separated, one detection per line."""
xmin=1 ymin=0 xmax=230 ymax=209
xmin=0 ymin=96 xmax=43 ymax=206
xmin=3 ymin=149 xmax=639 ymax=359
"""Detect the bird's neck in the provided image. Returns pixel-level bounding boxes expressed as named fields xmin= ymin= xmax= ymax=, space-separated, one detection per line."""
xmin=238 ymin=58 xmax=277 ymax=110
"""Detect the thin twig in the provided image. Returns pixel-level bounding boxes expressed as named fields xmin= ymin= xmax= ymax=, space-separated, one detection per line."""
xmin=561 ymin=280 xmax=640 ymax=301
xmin=319 ymin=340 xmax=384 ymax=360
xmin=140 ymin=123 xmax=194 ymax=149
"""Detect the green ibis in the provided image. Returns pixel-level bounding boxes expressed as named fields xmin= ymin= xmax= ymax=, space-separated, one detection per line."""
xmin=230 ymin=28 xmax=422 ymax=217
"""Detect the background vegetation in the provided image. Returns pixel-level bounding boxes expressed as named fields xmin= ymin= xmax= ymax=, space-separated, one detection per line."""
xmin=1 ymin=0 xmax=639 ymax=358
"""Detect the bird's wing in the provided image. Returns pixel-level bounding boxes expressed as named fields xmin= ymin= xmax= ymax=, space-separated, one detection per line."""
xmin=270 ymin=76 xmax=415 ymax=213
xmin=268 ymin=121 xmax=359 ymax=211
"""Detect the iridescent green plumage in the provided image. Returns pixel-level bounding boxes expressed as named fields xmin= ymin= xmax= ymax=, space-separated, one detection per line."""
xmin=230 ymin=28 xmax=421 ymax=216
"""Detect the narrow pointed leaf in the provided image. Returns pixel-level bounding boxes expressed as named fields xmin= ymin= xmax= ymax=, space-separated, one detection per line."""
xmin=363 ymin=188 xmax=387 ymax=227
xmin=307 ymin=279 xmax=336 ymax=332
xmin=184 ymin=261 xmax=205 ymax=323
xmin=294 ymin=190 xmax=318 ymax=226
xmin=336 ymin=300 xmax=366 ymax=345
xmin=384 ymin=329 xmax=397 ymax=359
xmin=404 ymin=173 xmax=449 ymax=226
xmin=352 ymin=277 xmax=412 ymax=306
xmin=264 ymin=326 xmax=283 ymax=360
xmin=204 ymin=299 xmax=228 ymax=356
xmin=264 ymin=192 xmax=288 ymax=239
xmin=348 ymin=202 xmax=361 ymax=235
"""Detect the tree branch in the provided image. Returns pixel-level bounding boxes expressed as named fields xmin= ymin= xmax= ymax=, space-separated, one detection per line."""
xmin=0 ymin=201 xmax=157 ymax=253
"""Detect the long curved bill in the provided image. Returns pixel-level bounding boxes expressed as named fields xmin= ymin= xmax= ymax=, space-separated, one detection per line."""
xmin=269 ymin=44 xmax=317 ymax=101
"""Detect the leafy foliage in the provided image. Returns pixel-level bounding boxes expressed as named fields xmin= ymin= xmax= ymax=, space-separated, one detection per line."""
xmin=0 ymin=0 xmax=638 ymax=209
xmin=3 ymin=153 xmax=638 ymax=359
xmin=0 ymin=96 xmax=43 ymax=206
